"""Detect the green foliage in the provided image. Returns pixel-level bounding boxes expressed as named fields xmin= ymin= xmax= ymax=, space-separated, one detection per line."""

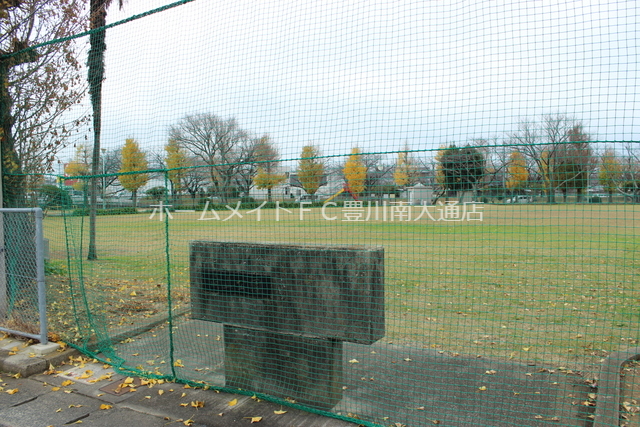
xmin=38 ymin=185 xmax=72 ymax=209
xmin=438 ymin=144 xmax=485 ymax=193
xmin=45 ymin=259 xmax=67 ymax=276
xmin=146 ymin=186 xmax=168 ymax=201
xmin=71 ymin=207 xmax=137 ymax=216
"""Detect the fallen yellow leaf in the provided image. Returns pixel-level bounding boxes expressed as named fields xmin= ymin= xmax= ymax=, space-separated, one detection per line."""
xmin=228 ymin=398 xmax=238 ymax=407
xmin=191 ymin=400 xmax=204 ymax=408
xmin=6 ymin=389 xmax=18 ymax=395
xmin=274 ymin=409 xmax=287 ymax=415
xmin=99 ymin=404 xmax=112 ymax=410
xmin=78 ymin=370 xmax=94 ymax=380
xmin=174 ymin=359 xmax=184 ymax=368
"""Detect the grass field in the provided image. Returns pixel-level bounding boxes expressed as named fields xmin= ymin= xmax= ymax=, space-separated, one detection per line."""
xmin=43 ymin=203 xmax=640 ymax=374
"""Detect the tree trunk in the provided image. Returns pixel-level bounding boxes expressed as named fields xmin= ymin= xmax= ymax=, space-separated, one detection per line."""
xmin=86 ymin=3 xmax=107 ymax=261
xmin=0 ymin=45 xmax=38 ymax=208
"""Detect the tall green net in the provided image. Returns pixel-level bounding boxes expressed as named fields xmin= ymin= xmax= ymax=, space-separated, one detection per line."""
xmin=2 ymin=1 xmax=639 ymax=426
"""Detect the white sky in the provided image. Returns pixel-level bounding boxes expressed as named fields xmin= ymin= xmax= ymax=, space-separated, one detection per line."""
xmin=62 ymin=0 xmax=640 ymax=165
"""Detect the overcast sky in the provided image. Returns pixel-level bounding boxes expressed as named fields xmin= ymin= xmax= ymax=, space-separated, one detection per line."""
xmin=64 ymin=0 xmax=639 ymax=165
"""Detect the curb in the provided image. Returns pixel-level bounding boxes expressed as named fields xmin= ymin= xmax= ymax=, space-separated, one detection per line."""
xmin=593 ymin=346 xmax=640 ymax=427
xmin=0 ymin=345 xmax=80 ymax=378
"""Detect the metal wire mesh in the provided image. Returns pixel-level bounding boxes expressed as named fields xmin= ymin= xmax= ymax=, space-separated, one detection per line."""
xmin=0 ymin=209 xmax=47 ymax=344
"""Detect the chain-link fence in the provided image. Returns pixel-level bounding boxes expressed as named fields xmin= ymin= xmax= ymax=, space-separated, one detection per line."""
xmin=0 ymin=208 xmax=47 ymax=344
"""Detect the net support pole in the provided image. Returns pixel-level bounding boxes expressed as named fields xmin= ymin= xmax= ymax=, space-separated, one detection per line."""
xmin=0 ymin=209 xmax=6 ymax=319
xmin=34 ymin=208 xmax=47 ymax=344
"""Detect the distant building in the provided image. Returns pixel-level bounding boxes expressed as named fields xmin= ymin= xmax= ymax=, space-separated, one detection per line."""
xmin=406 ymin=183 xmax=434 ymax=205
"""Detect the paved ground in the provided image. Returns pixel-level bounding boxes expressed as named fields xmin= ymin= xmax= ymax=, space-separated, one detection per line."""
xmin=0 ymin=325 xmax=636 ymax=427
xmin=0 ymin=337 xmax=357 ymax=427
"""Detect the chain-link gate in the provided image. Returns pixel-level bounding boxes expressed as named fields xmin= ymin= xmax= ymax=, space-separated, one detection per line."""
xmin=0 ymin=208 xmax=48 ymax=344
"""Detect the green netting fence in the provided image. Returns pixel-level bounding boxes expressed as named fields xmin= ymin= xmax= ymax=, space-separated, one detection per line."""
xmin=2 ymin=1 xmax=639 ymax=426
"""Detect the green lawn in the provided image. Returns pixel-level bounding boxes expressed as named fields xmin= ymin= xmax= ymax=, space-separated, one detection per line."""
xmin=43 ymin=203 xmax=640 ymax=373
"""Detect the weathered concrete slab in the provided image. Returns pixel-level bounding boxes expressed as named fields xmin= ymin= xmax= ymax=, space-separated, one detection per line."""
xmin=190 ymin=241 xmax=385 ymax=344
xmin=225 ymin=325 xmax=343 ymax=410
xmin=0 ymin=389 xmax=104 ymax=427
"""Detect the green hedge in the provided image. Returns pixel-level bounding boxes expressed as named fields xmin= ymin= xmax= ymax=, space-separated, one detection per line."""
xmin=71 ymin=207 xmax=138 ymax=216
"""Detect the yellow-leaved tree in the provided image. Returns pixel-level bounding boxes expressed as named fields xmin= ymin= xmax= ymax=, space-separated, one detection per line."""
xmin=253 ymin=135 xmax=286 ymax=202
xmin=165 ymin=138 xmax=188 ymax=199
xmin=119 ymin=138 xmax=148 ymax=208
xmin=599 ymin=147 xmax=622 ymax=203
xmin=298 ymin=145 xmax=325 ymax=196
xmin=343 ymin=147 xmax=367 ymax=197
xmin=64 ymin=145 xmax=91 ymax=193
xmin=393 ymin=143 xmax=417 ymax=188
xmin=506 ymin=151 xmax=528 ymax=191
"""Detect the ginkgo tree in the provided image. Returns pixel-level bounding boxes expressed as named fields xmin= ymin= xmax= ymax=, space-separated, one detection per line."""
xmin=506 ymin=151 xmax=528 ymax=192
xmin=64 ymin=146 xmax=91 ymax=207
xmin=599 ymin=147 xmax=622 ymax=203
xmin=165 ymin=138 xmax=188 ymax=200
xmin=119 ymin=139 xmax=148 ymax=208
xmin=253 ymin=135 xmax=286 ymax=202
xmin=343 ymin=147 xmax=367 ymax=197
xmin=297 ymin=145 xmax=325 ymax=197
xmin=393 ymin=143 xmax=417 ymax=188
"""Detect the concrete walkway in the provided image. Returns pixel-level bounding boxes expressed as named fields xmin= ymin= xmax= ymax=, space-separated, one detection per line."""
xmin=1 ymin=324 xmax=634 ymax=426
xmin=0 ymin=336 xmax=356 ymax=427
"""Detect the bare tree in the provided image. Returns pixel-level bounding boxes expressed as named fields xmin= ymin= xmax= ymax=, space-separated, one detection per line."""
xmin=620 ymin=143 xmax=640 ymax=203
xmin=233 ymin=136 xmax=261 ymax=198
xmin=554 ymin=124 xmax=593 ymax=202
xmin=1 ymin=0 xmax=86 ymax=207
xmin=183 ymin=159 xmax=209 ymax=207
xmin=472 ymin=138 xmax=510 ymax=197
xmin=169 ymin=113 xmax=253 ymax=202
xmin=511 ymin=115 xmax=591 ymax=203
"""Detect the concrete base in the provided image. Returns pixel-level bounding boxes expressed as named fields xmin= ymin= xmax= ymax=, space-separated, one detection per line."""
xmin=224 ymin=326 xmax=343 ymax=411
xmin=28 ymin=342 xmax=60 ymax=357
